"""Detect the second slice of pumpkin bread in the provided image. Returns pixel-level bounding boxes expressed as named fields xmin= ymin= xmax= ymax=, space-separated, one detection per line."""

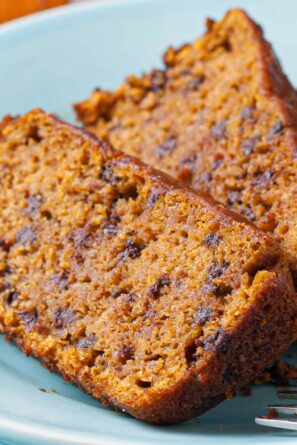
xmin=75 ymin=8 xmax=297 ymax=288
xmin=0 ymin=109 xmax=296 ymax=424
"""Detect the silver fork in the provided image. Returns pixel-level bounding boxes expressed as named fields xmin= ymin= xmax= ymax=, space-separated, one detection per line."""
xmin=256 ymin=383 xmax=297 ymax=430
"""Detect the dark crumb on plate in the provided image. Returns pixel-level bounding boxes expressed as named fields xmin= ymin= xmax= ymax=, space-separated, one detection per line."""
xmin=255 ymin=360 xmax=297 ymax=386
xmin=262 ymin=408 xmax=278 ymax=420
xmin=240 ymin=387 xmax=252 ymax=397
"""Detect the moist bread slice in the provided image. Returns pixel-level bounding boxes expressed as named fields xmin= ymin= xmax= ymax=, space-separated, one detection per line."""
xmin=75 ymin=8 xmax=297 ymax=288
xmin=0 ymin=110 xmax=296 ymax=424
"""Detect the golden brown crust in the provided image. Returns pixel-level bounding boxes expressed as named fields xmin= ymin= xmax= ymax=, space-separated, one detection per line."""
xmin=74 ymin=8 xmax=297 ymax=288
xmin=0 ymin=109 xmax=296 ymax=424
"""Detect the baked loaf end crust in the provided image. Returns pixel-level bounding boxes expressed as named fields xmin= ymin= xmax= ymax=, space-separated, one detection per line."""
xmin=0 ymin=109 xmax=296 ymax=424
xmin=75 ymin=8 xmax=297 ymax=287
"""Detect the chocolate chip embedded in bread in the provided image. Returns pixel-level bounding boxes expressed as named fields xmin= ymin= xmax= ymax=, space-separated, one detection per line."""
xmin=54 ymin=308 xmax=75 ymax=328
xmin=269 ymin=119 xmax=283 ymax=137
xmin=16 ymin=226 xmax=36 ymax=245
xmin=241 ymin=106 xmax=255 ymax=120
xmin=194 ymin=306 xmax=213 ymax=325
xmin=240 ymin=136 xmax=259 ymax=156
xmin=20 ymin=309 xmax=38 ymax=331
xmin=122 ymin=239 xmax=143 ymax=260
xmin=25 ymin=193 xmax=44 ymax=216
xmin=149 ymin=275 xmax=170 ymax=299
xmin=211 ymin=120 xmax=227 ymax=141
xmin=77 ymin=334 xmax=97 ymax=349
xmin=203 ymin=233 xmax=222 ymax=248
xmin=156 ymin=136 xmax=177 ymax=158
xmin=118 ymin=345 xmax=134 ymax=364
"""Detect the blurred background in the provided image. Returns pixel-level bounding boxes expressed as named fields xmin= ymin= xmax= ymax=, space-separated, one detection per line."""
xmin=0 ymin=0 xmax=88 ymax=23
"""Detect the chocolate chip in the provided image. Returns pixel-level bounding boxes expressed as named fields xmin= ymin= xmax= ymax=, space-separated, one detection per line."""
xmin=180 ymin=69 xmax=191 ymax=77
xmin=147 ymin=189 xmax=164 ymax=209
xmin=100 ymin=165 xmax=121 ymax=185
xmin=180 ymin=154 xmax=197 ymax=166
xmin=211 ymin=119 xmax=227 ymax=141
xmin=54 ymin=308 xmax=75 ymax=328
xmin=74 ymin=252 xmax=83 ymax=264
xmin=16 ymin=226 xmax=37 ymax=245
xmin=207 ymin=262 xmax=228 ymax=281
xmin=103 ymin=211 xmax=121 ymax=236
xmin=241 ymin=106 xmax=255 ymax=120
xmin=25 ymin=194 xmax=43 ymax=216
xmin=215 ymin=333 xmax=230 ymax=354
xmin=193 ymin=172 xmax=212 ymax=189
xmin=68 ymin=228 xmax=92 ymax=249
xmin=118 ymin=345 xmax=134 ymax=364
xmin=125 ymin=293 xmax=135 ymax=303
xmin=269 ymin=119 xmax=283 ymax=137
xmin=241 ymin=208 xmax=256 ymax=221
xmin=110 ymin=288 xmax=124 ymax=298
xmin=240 ymin=136 xmax=259 ymax=156
xmin=253 ymin=169 xmax=273 ymax=187
xmin=203 ymin=282 xmax=219 ymax=294
xmin=103 ymin=224 xmax=119 ymax=236
xmin=203 ymin=328 xmax=226 ymax=352
xmin=211 ymin=157 xmax=223 ymax=170
xmin=205 ymin=262 xmax=229 ymax=295
xmin=156 ymin=136 xmax=177 ymax=158
xmin=20 ymin=309 xmax=38 ymax=330
xmin=227 ymin=190 xmax=242 ymax=207
xmin=204 ymin=329 xmax=221 ymax=348
xmin=77 ymin=333 xmax=96 ymax=349
xmin=203 ymin=233 xmax=222 ymax=248
xmin=194 ymin=306 xmax=213 ymax=325
xmin=149 ymin=275 xmax=170 ymax=299
xmin=149 ymin=69 xmax=167 ymax=92
xmin=50 ymin=273 xmax=69 ymax=291
xmin=122 ymin=239 xmax=143 ymax=260
xmin=6 ymin=290 xmax=18 ymax=305
xmin=186 ymin=76 xmax=204 ymax=91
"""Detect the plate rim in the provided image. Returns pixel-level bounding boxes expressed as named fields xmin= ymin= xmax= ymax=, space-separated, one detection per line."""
xmin=0 ymin=0 xmax=169 ymax=36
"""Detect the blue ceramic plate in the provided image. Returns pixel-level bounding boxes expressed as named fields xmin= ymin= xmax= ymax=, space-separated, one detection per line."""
xmin=0 ymin=0 xmax=297 ymax=443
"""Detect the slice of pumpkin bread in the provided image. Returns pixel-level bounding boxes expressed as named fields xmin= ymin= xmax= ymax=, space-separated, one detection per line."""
xmin=75 ymin=8 xmax=297 ymax=287
xmin=0 ymin=109 xmax=295 ymax=424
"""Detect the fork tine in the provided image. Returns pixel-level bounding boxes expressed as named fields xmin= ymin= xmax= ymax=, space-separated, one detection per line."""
xmin=267 ymin=404 xmax=297 ymax=415
xmin=277 ymin=388 xmax=297 ymax=399
xmin=288 ymin=379 xmax=297 ymax=386
xmin=256 ymin=417 xmax=297 ymax=431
